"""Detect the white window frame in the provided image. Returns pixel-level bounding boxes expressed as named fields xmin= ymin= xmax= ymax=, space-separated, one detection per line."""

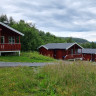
xmin=8 ymin=36 xmax=15 ymax=44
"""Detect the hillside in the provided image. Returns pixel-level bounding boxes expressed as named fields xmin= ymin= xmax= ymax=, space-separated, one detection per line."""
xmin=0 ymin=52 xmax=55 ymax=62
xmin=61 ymin=37 xmax=89 ymax=43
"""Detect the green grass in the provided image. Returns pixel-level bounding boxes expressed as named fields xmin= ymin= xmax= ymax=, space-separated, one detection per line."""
xmin=0 ymin=61 xmax=96 ymax=96
xmin=0 ymin=52 xmax=55 ymax=62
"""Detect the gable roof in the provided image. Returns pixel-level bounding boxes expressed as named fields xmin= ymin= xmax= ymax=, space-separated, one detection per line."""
xmin=39 ymin=43 xmax=83 ymax=50
xmin=0 ymin=22 xmax=24 ymax=36
xmin=79 ymin=48 xmax=96 ymax=54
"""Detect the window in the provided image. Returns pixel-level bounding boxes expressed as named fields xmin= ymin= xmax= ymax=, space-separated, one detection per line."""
xmin=75 ymin=49 xmax=78 ymax=54
xmin=9 ymin=37 xmax=15 ymax=44
xmin=71 ymin=49 xmax=73 ymax=54
xmin=1 ymin=36 xmax=4 ymax=44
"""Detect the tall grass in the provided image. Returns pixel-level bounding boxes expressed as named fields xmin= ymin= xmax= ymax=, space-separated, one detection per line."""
xmin=39 ymin=61 xmax=96 ymax=96
xmin=0 ymin=61 xmax=96 ymax=96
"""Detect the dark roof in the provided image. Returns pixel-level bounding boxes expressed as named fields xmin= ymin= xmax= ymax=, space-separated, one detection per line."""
xmin=39 ymin=43 xmax=83 ymax=50
xmin=0 ymin=22 xmax=24 ymax=36
xmin=78 ymin=48 xmax=96 ymax=54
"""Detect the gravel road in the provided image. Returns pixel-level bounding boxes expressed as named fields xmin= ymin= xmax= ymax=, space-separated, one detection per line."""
xmin=0 ymin=62 xmax=56 ymax=67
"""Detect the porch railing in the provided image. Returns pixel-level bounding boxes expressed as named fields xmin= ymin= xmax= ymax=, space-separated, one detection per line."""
xmin=0 ymin=43 xmax=21 ymax=51
xmin=65 ymin=54 xmax=82 ymax=60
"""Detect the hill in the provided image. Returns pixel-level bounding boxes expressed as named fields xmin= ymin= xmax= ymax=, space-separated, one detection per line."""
xmin=60 ymin=37 xmax=89 ymax=43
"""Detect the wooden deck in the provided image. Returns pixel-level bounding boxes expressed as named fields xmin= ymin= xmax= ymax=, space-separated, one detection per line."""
xmin=0 ymin=43 xmax=21 ymax=51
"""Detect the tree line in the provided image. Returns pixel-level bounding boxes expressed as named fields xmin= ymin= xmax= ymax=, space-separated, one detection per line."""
xmin=0 ymin=14 xmax=96 ymax=51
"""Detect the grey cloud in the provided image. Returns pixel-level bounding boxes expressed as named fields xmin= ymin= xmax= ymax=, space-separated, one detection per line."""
xmin=1 ymin=0 xmax=96 ymax=41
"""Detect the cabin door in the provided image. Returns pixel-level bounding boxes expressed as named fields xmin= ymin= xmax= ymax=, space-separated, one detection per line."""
xmin=92 ymin=54 xmax=95 ymax=61
xmin=54 ymin=50 xmax=57 ymax=59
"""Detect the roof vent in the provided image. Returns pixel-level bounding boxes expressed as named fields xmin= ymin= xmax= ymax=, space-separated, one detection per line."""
xmin=3 ymin=21 xmax=9 ymax=25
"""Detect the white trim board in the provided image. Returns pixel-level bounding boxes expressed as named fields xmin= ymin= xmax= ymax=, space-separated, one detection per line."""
xmin=0 ymin=50 xmax=20 ymax=56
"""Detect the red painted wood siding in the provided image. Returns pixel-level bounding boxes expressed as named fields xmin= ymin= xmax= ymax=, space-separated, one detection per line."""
xmin=54 ymin=49 xmax=66 ymax=59
xmin=39 ymin=47 xmax=54 ymax=57
xmin=0 ymin=24 xmax=21 ymax=51
xmin=83 ymin=54 xmax=91 ymax=61
xmin=83 ymin=54 xmax=96 ymax=61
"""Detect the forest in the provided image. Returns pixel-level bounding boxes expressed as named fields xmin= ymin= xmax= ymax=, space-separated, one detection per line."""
xmin=0 ymin=14 xmax=96 ymax=51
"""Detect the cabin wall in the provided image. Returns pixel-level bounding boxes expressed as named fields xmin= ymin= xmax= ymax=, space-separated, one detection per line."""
xmin=1 ymin=27 xmax=19 ymax=43
xmin=83 ymin=54 xmax=91 ymax=61
xmin=0 ymin=24 xmax=21 ymax=51
xmin=83 ymin=54 xmax=96 ymax=61
xmin=39 ymin=47 xmax=54 ymax=57
xmin=68 ymin=44 xmax=82 ymax=54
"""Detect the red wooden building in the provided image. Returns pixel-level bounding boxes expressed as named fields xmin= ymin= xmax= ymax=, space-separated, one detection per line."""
xmin=79 ymin=49 xmax=96 ymax=61
xmin=39 ymin=43 xmax=83 ymax=60
xmin=0 ymin=22 xmax=24 ymax=56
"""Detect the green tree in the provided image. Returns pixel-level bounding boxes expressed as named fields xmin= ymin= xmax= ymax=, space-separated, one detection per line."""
xmin=66 ymin=37 xmax=73 ymax=43
xmin=0 ymin=14 xmax=8 ymax=22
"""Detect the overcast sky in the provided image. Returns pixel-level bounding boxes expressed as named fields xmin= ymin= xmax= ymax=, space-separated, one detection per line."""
xmin=1 ymin=0 xmax=96 ymax=41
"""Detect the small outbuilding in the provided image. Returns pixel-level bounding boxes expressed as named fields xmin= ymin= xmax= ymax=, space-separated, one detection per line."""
xmin=0 ymin=22 xmax=24 ymax=56
xmin=80 ymin=48 xmax=96 ymax=61
xmin=39 ymin=43 xmax=83 ymax=60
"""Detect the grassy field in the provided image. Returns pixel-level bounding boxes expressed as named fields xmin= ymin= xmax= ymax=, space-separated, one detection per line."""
xmin=0 ymin=52 xmax=55 ymax=62
xmin=0 ymin=61 xmax=96 ymax=96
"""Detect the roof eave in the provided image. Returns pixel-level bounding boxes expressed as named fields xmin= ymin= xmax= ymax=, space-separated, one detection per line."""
xmin=0 ymin=22 xmax=24 ymax=36
xmin=38 ymin=45 xmax=49 ymax=50
xmin=66 ymin=42 xmax=83 ymax=50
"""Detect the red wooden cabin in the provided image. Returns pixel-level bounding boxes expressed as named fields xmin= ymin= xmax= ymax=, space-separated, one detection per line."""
xmin=0 ymin=22 xmax=24 ymax=56
xmin=39 ymin=43 xmax=83 ymax=60
xmin=79 ymin=49 xmax=96 ymax=61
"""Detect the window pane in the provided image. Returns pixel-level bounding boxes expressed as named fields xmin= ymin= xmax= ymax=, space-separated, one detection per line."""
xmin=9 ymin=37 xmax=11 ymax=44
